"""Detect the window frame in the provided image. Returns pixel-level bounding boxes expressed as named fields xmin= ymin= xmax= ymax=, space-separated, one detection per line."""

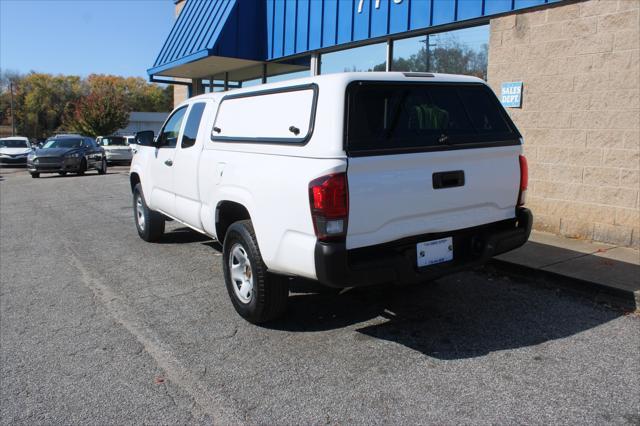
xmin=157 ymin=105 xmax=188 ymax=149
xmin=343 ymin=80 xmax=522 ymax=157
xmin=180 ymin=102 xmax=207 ymax=149
xmin=210 ymin=83 xmax=319 ymax=146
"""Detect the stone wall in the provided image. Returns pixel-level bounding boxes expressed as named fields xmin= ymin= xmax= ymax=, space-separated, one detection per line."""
xmin=488 ymin=0 xmax=640 ymax=247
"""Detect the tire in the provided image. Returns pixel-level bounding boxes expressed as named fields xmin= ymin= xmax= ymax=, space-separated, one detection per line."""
xmin=58 ymin=172 xmax=67 ymax=176
xmin=30 ymin=172 xmax=40 ymax=178
xmin=222 ymin=220 xmax=289 ymax=324
xmin=77 ymin=159 xmax=86 ymax=176
xmin=133 ymin=183 xmax=165 ymax=242
xmin=98 ymin=158 xmax=107 ymax=175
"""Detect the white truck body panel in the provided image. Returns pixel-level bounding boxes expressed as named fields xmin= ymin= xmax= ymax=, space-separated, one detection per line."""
xmin=346 ymin=146 xmax=520 ymax=249
xmin=130 ymin=72 xmax=524 ymax=282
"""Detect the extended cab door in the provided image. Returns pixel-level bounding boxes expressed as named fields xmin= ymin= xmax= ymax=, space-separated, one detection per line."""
xmin=148 ymin=105 xmax=188 ymax=216
xmin=344 ymin=81 xmax=523 ymax=250
xmin=172 ymin=101 xmax=209 ymax=228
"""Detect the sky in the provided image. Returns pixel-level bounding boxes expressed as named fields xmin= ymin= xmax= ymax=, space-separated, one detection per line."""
xmin=0 ymin=0 xmax=175 ymax=78
xmin=0 ymin=0 xmax=488 ymax=81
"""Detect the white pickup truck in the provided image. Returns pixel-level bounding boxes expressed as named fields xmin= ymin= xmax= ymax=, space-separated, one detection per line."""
xmin=129 ymin=72 xmax=532 ymax=323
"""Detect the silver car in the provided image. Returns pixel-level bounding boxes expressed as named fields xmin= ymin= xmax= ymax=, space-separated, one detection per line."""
xmin=97 ymin=136 xmax=133 ymax=164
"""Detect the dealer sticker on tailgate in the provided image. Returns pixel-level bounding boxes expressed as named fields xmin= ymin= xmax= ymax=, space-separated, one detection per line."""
xmin=417 ymin=237 xmax=453 ymax=268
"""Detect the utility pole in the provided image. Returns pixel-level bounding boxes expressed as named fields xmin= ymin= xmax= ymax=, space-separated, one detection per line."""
xmin=420 ymin=34 xmax=437 ymax=72
xmin=10 ymin=81 xmax=16 ymax=136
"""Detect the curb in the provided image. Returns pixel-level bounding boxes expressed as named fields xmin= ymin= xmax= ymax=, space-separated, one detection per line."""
xmin=487 ymin=258 xmax=639 ymax=312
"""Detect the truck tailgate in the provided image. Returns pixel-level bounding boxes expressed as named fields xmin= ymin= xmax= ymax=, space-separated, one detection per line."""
xmin=346 ymin=145 xmax=520 ymax=249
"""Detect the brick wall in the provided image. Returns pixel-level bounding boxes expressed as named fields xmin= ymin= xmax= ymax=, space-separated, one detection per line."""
xmin=173 ymin=0 xmax=189 ymax=108
xmin=488 ymin=0 xmax=640 ymax=248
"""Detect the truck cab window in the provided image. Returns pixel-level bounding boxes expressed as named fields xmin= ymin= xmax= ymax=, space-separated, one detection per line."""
xmin=181 ymin=102 xmax=207 ymax=149
xmin=157 ymin=106 xmax=187 ymax=148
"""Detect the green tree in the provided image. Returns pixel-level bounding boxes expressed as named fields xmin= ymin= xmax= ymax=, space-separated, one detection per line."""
xmin=0 ymin=70 xmax=22 ymax=136
xmin=122 ymin=77 xmax=173 ymax=112
xmin=64 ymin=75 xmax=130 ymax=137
xmin=9 ymin=73 xmax=83 ymax=139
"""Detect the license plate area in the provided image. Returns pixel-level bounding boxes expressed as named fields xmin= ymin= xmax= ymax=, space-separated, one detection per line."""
xmin=417 ymin=237 xmax=453 ymax=268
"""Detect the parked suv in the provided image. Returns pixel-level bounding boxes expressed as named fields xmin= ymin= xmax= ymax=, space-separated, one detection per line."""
xmin=97 ymin=135 xmax=133 ymax=164
xmin=28 ymin=134 xmax=107 ymax=178
xmin=129 ymin=72 xmax=532 ymax=323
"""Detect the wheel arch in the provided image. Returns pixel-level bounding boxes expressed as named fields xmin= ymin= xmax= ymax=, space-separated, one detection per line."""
xmin=215 ymin=200 xmax=252 ymax=244
xmin=130 ymin=172 xmax=141 ymax=193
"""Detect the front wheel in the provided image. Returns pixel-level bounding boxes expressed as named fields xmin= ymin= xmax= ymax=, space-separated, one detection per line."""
xmin=222 ymin=220 xmax=288 ymax=324
xmin=98 ymin=158 xmax=107 ymax=175
xmin=58 ymin=172 xmax=67 ymax=176
xmin=77 ymin=159 xmax=86 ymax=176
xmin=133 ymin=183 xmax=165 ymax=242
xmin=30 ymin=172 xmax=40 ymax=178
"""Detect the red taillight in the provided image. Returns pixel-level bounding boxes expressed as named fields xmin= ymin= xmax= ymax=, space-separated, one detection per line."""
xmin=518 ymin=155 xmax=528 ymax=207
xmin=309 ymin=173 xmax=348 ymax=241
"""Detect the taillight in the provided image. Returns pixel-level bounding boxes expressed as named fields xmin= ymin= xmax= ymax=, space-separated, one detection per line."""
xmin=518 ymin=155 xmax=528 ymax=207
xmin=309 ymin=173 xmax=348 ymax=241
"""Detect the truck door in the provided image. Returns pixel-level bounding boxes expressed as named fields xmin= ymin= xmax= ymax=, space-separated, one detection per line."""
xmin=172 ymin=101 xmax=209 ymax=228
xmin=149 ymin=105 xmax=187 ymax=216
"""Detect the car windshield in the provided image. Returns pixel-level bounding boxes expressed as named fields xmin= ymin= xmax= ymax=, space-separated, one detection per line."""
xmin=101 ymin=137 xmax=127 ymax=146
xmin=0 ymin=139 xmax=29 ymax=148
xmin=43 ymin=139 xmax=83 ymax=149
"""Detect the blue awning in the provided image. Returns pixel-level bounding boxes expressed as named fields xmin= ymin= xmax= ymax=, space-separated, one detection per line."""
xmin=148 ymin=0 xmax=266 ymax=77
xmin=150 ymin=0 xmax=565 ymax=80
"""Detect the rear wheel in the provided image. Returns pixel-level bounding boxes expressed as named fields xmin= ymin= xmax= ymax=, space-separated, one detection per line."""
xmin=58 ymin=172 xmax=67 ymax=176
xmin=222 ymin=220 xmax=288 ymax=323
xmin=30 ymin=172 xmax=40 ymax=178
xmin=133 ymin=183 xmax=165 ymax=242
xmin=77 ymin=159 xmax=86 ymax=176
xmin=98 ymin=158 xmax=107 ymax=175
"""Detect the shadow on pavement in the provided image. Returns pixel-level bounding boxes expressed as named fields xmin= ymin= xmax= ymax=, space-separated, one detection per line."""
xmin=161 ymin=227 xmax=622 ymax=360
xmin=266 ymin=271 xmax=622 ymax=359
xmin=158 ymin=227 xmax=213 ymax=244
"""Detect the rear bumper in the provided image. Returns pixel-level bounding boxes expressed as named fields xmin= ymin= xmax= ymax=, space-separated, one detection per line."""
xmin=105 ymin=151 xmax=132 ymax=162
xmin=315 ymin=208 xmax=532 ymax=288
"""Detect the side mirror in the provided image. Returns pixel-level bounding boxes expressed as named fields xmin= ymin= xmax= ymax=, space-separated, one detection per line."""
xmin=135 ymin=130 xmax=155 ymax=147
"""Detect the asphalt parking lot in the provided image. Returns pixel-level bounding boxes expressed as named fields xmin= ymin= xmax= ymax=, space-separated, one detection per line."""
xmin=1 ymin=165 xmax=639 ymax=425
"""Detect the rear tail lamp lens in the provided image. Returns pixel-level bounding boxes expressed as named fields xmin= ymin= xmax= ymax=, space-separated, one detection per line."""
xmin=309 ymin=173 xmax=348 ymax=241
xmin=518 ymin=155 xmax=528 ymax=207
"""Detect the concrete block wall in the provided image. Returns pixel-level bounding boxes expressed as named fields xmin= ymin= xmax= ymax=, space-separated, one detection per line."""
xmin=173 ymin=0 xmax=189 ymax=108
xmin=488 ymin=0 xmax=640 ymax=248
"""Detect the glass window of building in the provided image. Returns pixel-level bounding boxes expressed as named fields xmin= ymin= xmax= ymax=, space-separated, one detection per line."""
xmin=267 ymin=69 xmax=310 ymax=83
xmin=321 ymin=42 xmax=387 ymax=74
xmin=392 ymin=25 xmax=489 ymax=80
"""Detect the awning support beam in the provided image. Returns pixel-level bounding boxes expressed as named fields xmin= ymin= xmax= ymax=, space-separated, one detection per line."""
xmin=385 ymin=39 xmax=393 ymax=72
xmin=310 ymin=53 xmax=320 ymax=76
xmin=149 ymin=76 xmax=192 ymax=86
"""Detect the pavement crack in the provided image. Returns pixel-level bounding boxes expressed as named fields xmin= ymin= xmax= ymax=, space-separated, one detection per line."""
xmin=60 ymin=242 xmax=244 ymax=424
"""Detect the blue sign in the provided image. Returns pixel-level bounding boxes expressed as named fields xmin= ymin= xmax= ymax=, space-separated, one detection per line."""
xmin=501 ymin=82 xmax=523 ymax=108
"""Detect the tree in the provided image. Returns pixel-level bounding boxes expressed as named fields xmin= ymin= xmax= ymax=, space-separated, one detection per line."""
xmin=0 ymin=70 xmax=22 ymax=135
xmin=64 ymin=75 xmax=130 ymax=137
xmin=11 ymin=73 xmax=83 ymax=139
xmin=122 ymin=77 xmax=173 ymax=112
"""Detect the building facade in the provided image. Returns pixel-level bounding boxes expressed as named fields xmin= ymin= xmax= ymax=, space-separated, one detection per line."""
xmin=117 ymin=112 xmax=170 ymax=136
xmin=154 ymin=0 xmax=639 ymax=247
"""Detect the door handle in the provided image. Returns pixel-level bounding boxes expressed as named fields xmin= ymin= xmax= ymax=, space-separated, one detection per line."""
xmin=433 ymin=170 xmax=465 ymax=189
xmin=164 ymin=159 xmax=173 ymax=166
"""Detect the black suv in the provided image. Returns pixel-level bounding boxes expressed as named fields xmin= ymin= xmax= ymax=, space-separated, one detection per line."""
xmin=27 ymin=135 xmax=107 ymax=178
